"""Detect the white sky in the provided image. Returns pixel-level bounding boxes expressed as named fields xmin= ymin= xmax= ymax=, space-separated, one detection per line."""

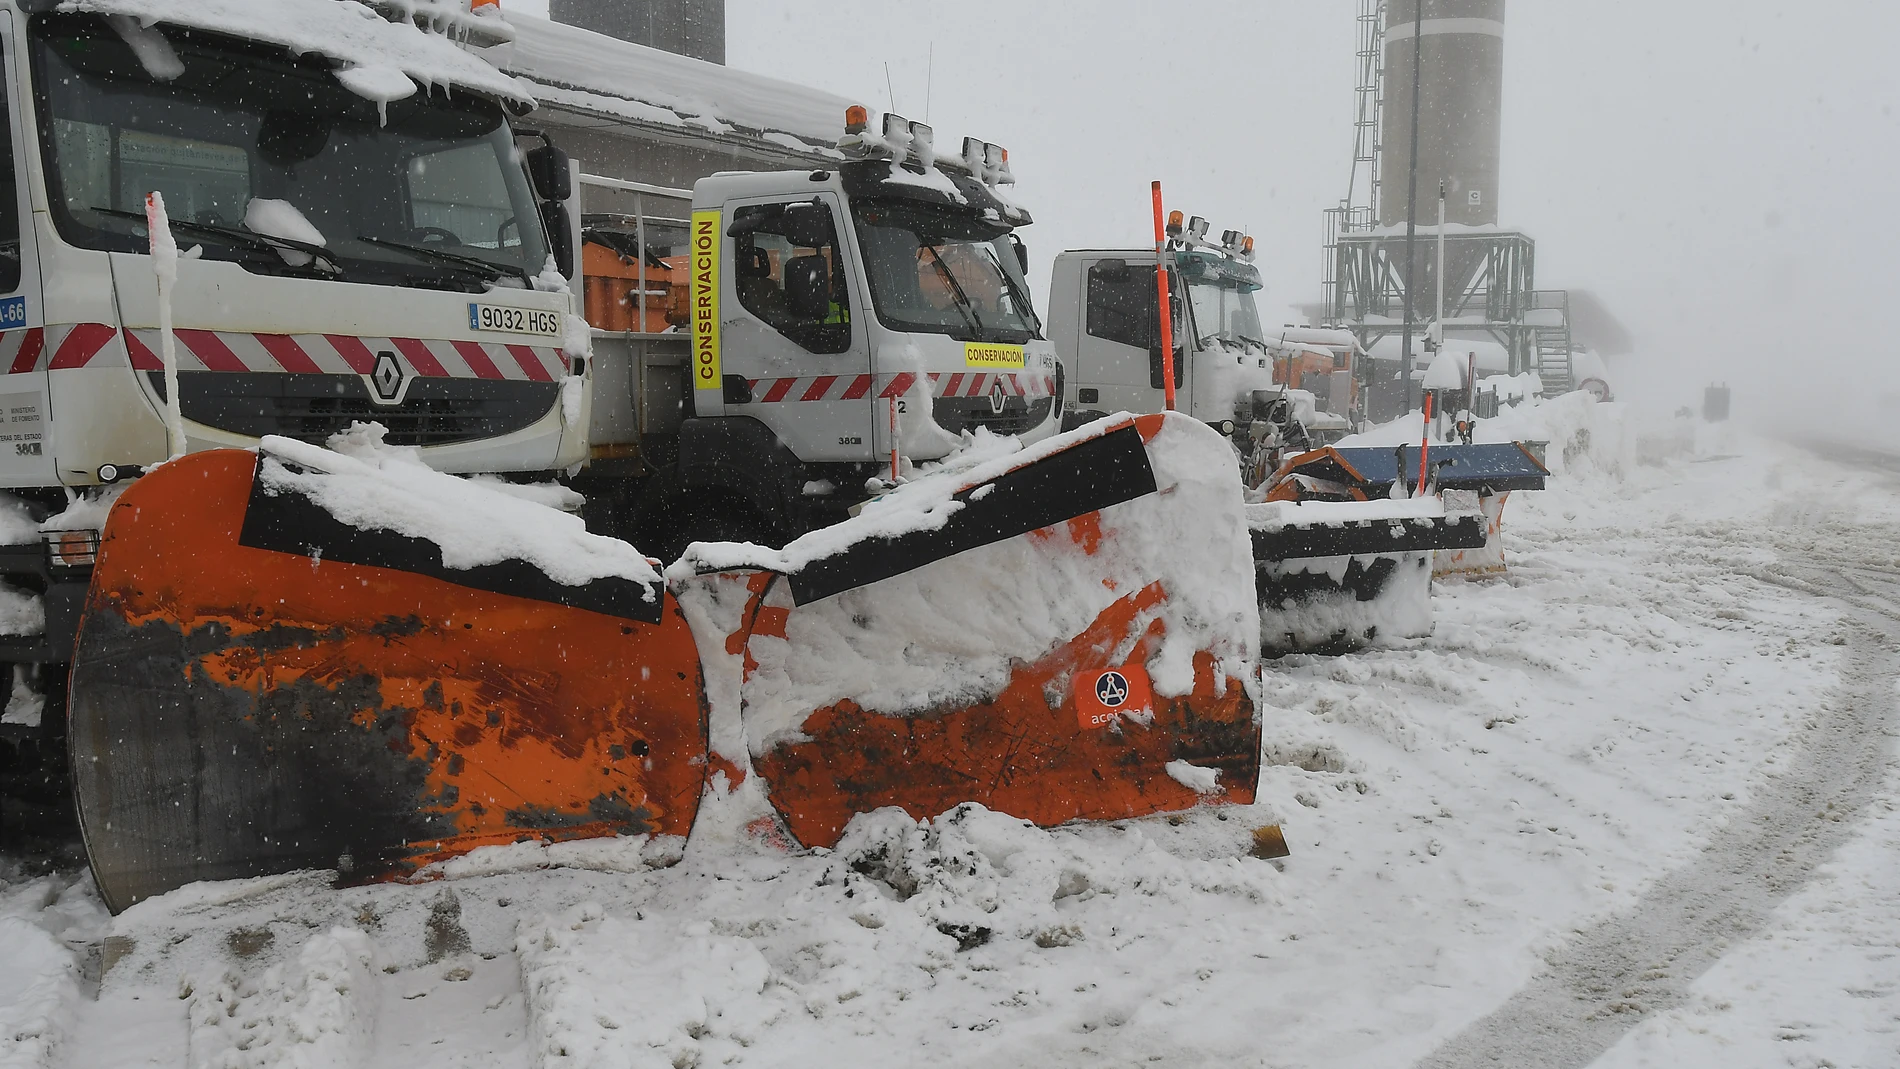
xmin=501 ymin=0 xmax=1900 ymax=415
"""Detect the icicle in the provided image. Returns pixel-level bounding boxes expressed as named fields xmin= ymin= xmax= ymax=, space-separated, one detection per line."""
xmin=144 ymin=192 xmax=186 ymax=459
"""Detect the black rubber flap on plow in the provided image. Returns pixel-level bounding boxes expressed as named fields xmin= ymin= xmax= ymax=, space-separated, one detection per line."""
xmin=787 ymin=424 xmax=1159 ymax=605
xmin=1251 ymin=511 xmax=1490 ymax=562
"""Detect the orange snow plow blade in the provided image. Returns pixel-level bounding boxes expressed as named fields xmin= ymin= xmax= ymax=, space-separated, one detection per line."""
xmin=69 ymin=448 xmax=707 ymax=914
xmin=722 ymin=413 xmax=1260 ymax=848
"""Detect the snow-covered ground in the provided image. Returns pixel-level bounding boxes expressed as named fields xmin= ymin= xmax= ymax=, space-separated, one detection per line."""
xmin=4 ymin=402 xmax=1899 ymax=1068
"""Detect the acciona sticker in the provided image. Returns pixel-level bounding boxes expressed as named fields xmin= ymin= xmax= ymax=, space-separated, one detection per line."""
xmin=690 ymin=209 xmax=721 ymax=391
xmin=1073 ymin=663 xmax=1153 ymax=730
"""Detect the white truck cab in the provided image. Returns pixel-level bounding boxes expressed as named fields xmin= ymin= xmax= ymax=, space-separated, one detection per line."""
xmin=573 ymin=110 xmax=1063 ymax=555
xmin=0 ymin=0 xmax=586 ymax=495
xmin=1051 ymin=216 xmax=1358 ymax=471
xmin=0 ymin=0 xmax=590 ymax=803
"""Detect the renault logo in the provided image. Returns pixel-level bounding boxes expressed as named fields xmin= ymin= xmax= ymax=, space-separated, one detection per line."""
xmin=988 ymin=379 xmax=1008 ymax=415
xmin=370 ymin=350 xmax=405 ymax=404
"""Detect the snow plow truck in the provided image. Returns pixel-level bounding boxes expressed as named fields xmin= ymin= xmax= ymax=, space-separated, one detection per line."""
xmin=0 ymin=0 xmax=1263 ymax=913
xmin=1049 ymin=212 xmax=1494 ymax=651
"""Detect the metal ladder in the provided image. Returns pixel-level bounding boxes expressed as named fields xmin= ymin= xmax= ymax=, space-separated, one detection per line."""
xmin=1526 ymin=290 xmax=1573 ymax=396
xmin=1322 ymin=0 xmax=1386 ymax=320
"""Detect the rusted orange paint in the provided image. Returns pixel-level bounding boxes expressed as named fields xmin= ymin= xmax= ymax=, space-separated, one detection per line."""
xmin=74 ymin=450 xmax=708 ymax=896
xmin=749 ymin=581 xmax=1258 ymax=848
xmin=705 ymin=752 xmax=748 ymax=789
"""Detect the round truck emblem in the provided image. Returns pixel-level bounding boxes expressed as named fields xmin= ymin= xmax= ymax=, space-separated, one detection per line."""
xmin=1094 ymin=671 xmax=1131 ymax=709
xmin=370 ymin=350 xmax=405 ymax=403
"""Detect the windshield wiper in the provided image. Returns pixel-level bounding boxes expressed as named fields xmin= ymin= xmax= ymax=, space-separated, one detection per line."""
xmin=356 ymin=235 xmax=529 ymax=285
xmin=987 ymin=247 xmax=1042 ymax=335
xmin=920 ymin=244 xmax=987 ymax=337
xmin=92 ymin=207 xmax=342 ymax=274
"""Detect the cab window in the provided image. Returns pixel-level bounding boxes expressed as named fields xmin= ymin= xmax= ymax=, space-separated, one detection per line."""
xmin=1086 ymin=260 xmax=1183 ymax=389
xmin=729 ymin=201 xmax=850 ymax=355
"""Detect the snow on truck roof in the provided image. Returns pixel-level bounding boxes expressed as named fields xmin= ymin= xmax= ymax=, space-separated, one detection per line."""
xmin=54 ymin=0 xmax=535 ymax=110
xmin=491 ymin=15 xmax=854 ymax=156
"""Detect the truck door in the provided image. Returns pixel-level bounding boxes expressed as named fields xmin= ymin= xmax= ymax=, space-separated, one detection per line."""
xmin=720 ymin=195 xmax=871 ymax=462
xmin=0 ymin=22 xmax=50 ymax=486
xmin=1078 ymin=259 xmax=1185 ymax=417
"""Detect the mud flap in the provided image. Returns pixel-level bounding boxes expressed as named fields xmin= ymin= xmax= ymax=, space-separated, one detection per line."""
xmin=69 ymin=450 xmax=708 ymax=914
xmin=728 ymin=414 xmax=1261 ymax=848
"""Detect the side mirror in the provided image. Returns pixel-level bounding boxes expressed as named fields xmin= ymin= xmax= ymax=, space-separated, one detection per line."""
xmin=781 ymin=203 xmax=835 ymax=249
xmin=541 ymin=201 xmax=573 ymax=278
xmin=526 ymin=143 xmax=572 ymax=202
xmin=1010 ymin=235 xmax=1029 ymax=275
xmin=784 ymin=256 xmax=830 ymax=320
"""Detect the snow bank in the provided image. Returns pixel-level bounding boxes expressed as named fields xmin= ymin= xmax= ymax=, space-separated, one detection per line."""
xmin=63 ymin=0 xmax=533 ymax=110
xmin=1341 ymin=391 xmax=1637 ymax=480
xmin=260 ymin=424 xmax=661 ymax=588
xmin=0 ymin=919 xmax=78 ymax=1069
xmin=0 ymin=868 xmax=106 ymax=1069
xmin=185 ymin=927 xmax=379 ymax=1069
xmin=716 ymin=415 xmax=1257 ymax=751
xmin=517 ymin=903 xmax=783 ymax=1068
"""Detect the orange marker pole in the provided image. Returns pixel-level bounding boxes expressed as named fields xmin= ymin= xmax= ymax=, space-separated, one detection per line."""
xmin=1151 ymin=181 xmax=1177 ymax=412
xmin=1417 ymin=392 xmax=1434 ymax=495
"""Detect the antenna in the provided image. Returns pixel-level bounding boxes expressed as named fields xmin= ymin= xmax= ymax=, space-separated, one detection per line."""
xmin=925 ymin=42 xmax=934 ymax=123
xmin=884 ymin=62 xmax=897 ymax=111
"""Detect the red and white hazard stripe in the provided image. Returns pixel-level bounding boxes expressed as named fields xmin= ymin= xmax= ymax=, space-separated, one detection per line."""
xmin=744 ymin=371 xmax=1056 ymax=403
xmin=0 ymin=324 xmax=566 ymax=381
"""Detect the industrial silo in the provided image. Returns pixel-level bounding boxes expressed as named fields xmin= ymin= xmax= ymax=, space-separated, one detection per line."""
xmin=1379 ymin=0 xmax=1505 ymax=228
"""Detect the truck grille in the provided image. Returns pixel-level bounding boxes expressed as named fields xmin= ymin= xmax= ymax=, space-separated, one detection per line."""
xmin=149 ymin=372 xmax=561 ymax=447
xmin=932 ymin=394 xmax=1056 ymax=438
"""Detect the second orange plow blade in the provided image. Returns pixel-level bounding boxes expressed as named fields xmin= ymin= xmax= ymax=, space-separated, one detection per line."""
xmin=718 ymin=413 xmax=1262 ymax=848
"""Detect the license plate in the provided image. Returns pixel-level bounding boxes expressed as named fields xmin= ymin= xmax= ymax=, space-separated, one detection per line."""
xmin=468 ymin=303 xmax=562 ymax=338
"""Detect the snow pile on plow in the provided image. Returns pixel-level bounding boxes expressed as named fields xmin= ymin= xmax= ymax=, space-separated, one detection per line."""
xmin=677 ymin=412 xmax=1262 ymax=847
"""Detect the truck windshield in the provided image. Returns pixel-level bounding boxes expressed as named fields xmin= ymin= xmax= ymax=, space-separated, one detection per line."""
xmin=1186 ymin=277 xmax=1267 ymax=352
xmin=30 ymin=13 xmax=548 ymax=291
xmin=852 ymin=199 xmax=1041 ymax=343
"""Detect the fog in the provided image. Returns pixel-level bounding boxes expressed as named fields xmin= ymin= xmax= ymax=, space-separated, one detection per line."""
xmin=503 ymin=0 xmax=1900 ymax=423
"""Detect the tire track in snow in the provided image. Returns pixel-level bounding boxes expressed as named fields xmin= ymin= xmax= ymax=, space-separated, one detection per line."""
xmin=1412 ymin=557 xmax=1900 ymax=1069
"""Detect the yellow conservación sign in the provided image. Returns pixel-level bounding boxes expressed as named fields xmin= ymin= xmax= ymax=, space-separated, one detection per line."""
xmin=690 ymin=209 xmax=721 ymax=390
xmin=964 ymin=342 xmax=1025 ymax=369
